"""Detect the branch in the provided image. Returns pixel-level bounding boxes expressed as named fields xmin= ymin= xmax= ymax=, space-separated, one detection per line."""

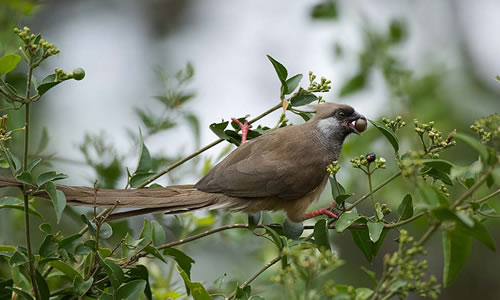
xmin=346 ymin=170 xmax=402 ymax=210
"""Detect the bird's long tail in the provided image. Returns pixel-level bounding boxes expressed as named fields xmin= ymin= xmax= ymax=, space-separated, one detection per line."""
xmin=0 ymin=176 xmax=220 ymax=220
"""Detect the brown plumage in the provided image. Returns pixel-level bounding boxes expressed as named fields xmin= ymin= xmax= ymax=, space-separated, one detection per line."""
xmin=0 ymin=103 xmax=364 ymax=222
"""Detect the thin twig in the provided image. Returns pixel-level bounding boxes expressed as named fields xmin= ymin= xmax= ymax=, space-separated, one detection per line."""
xmin=225 ymin=254 xmax=284 ymax=300
xmin=347 ymin=170 xmax=402 ymax=210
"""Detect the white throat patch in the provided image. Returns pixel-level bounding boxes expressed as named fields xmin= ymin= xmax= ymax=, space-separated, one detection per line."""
xmin=317 ymin=117 xmax=342 ymax=139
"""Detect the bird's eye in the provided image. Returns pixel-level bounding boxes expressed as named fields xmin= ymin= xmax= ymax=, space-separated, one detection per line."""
xmin=338 ymin=111 xmax=345 ymax=117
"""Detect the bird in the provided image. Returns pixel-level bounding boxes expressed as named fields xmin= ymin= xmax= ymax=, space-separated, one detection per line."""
xmin=0 ymin=102 xmax=366 ymax=222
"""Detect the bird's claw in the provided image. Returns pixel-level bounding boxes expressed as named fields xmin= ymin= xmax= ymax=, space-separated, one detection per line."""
xmin=231 ymin=117 xmax=252 ymax=144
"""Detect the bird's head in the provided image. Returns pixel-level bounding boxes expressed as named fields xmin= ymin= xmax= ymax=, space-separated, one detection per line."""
xmin=311 ymin=102 xmax=367 ymax=141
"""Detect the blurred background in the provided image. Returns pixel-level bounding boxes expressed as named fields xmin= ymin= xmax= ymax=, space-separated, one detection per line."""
xmin=1 ymin=0 xmax=500 ymax=299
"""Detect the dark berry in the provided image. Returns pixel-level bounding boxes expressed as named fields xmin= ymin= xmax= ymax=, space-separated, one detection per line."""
xmin=366 ymin=152 xmax=376 ymax=163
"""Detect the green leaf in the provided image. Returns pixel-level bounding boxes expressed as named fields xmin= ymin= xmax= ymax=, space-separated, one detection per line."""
xmin=0 ymin=280 xmax=14 ymax=300
xmin=98 ymin=254 xmax=124 ymax=290
xmin=34 ymin=270 xmax=49 ymax=300
xmin=151 ymin=220 xmax=166 ymax=246
xmin=283 ymin=219 xmax=304 ymax=240
xmin=6 ymin=287 xmax=34 ymax=300
xmin=27 ymin=158 xmax=42 ymax=173
xmin=289 ymin=88 xmax=318 ymax=107
xmin=311 ymin=1 xmax=338 ymax=19
xmin=355 ymin=287 xmax=374 ymax=300
xmin=419 ymin=183 xmax=448 ymax=208
xmin=442 ymin=229 xmax=471 ymax=287
xmin=129 ymin=172 xmax=156 ymax=188
xmin=9 ymin=251 xmax=27 ymax=268
xmin=263 ymin=225 xmax=284 ymax=250
xmin=209 ymin=121 xmax=229 ymax=140
xmin=367 ymin=222 xmax=384 ymax=243
xmin=339 ymin=73 xmax=366 ymax=97
xmin=266 ymin=55 xmax=288 ymax=84
xmin=424 ymin=167 xmax=453 ymax=185
xmin=45 ymin=181 xmax=66 ymax=223
xmin=350 ymin=223 xmax=388 ymax=263
xmin=455 ymin=133 xmax=488 ymax=163
xmin=177 ymin=266 xmax=211 ymax=300
xmin=39 ymin=234 xmax=57 ymax=257
xmin=73 ymin=276 xmax=93 ymax=296
xmin=329 ymin=176 xmax=346 ymax=199
xmin=313 ymin=219 xmax=331 ymax=251
xmin=135 ymin=129 xmax=152 ymax=173
xmin=36 ymin=171 xmax=68 ymax=187
xmin=99 ymin=222 xmax=113 ymax=239
xmin=285 ymin=74 xmax=303 ymax=95
xmin=126 ymin=265 xmax=152 ymax=300
xmin=0 ymin=245 xmax=16 ymax=252
xmin=397 ymin=194 xmax=413 ymax=221
xmin=139 ymin=219 xmax=152 ymax=244
xmin=163 ymin=248 xmax=195 ymax=278
xmin=144 ymin=245 xmax=166 ymax=263
xmin=37 ymin=74 xmax=63 ymax=96
xmin=0 ymin=203 xmax=42 ymax=218
xmin=117 ymin=279 xmax=147 ymax=300
xmin=0 ymin=158 xmax=9 ymax=169
xmin=422 ymin=159 xmax=454 ymax=174
xmin=0 ymin=54 xmax=21 ymax=75
xmin=48 ymin=260 xmax=80 ymax=280
xmin=16 ymin=172 xmax=33 ymax=185
xmin=335 ymin=209 xmax=361 ymax=233
xmin=235 ymin=285 xmax=251 ymax=300
xmin=368 ymin=119 xmax=399 ymax=153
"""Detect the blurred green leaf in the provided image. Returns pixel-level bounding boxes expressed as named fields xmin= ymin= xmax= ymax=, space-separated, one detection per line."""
xmin=48 ymin=260 xmax=80 ymax=281
xmin=290 ymin=88 xmax=318 ymax=107
xmin=285 ymin=74 xmax=303 ymax=95
xmin=177 ymin=266 xmax=211 ymax=300
xmin=368 ymin=119 xmax=399 ymax=153
xmin=73 ymin=276 xmax=93 ymax=297
xmin=424 ymin=167 xmax=453 ymax=185
xmin=45 ymin=181 xmax=66 ymax=223
xmin=367 ymin=222 xmax=384 ymax=243
xmin=39 ymin=234 xmax=57 ymax=257
xmin=350 ymin=226 xmax=388 ymax=263
xmin=313 ymin=219 xmax=331 ymax=251
xmin=36 ymin=171 xmax=68 ymax=187
xmin=235 ymin=285 xmax=251 ymax=300
xmin=339 ymin=73 xmax=366 ymax=97
xmin=397 ymin=194 xmax=413 ymax=221
xmin=117 ymin=279 xmax=147 ymax=300
xmin=6 ymin=287 xmax=33 ymax=300
xmin=34 ymin=270 xmax=49 ymax=300
xmin=209 ymin=121 xmax=229 ymax=140
xmin=126 ymin=265 xmax=152 ymax=300
xmin=135 ymin=129 xmax=152 ymax=173
xmin=16 ymin=172 xmax=33 ymax=185
xmin=355 ymin=287 xmax=374 ymax=300
xmin=98 ymin=254 xmax=124 ymax=290
xmin=266 ymin=55 xmax=288 ymax=84
xmin=329 ymin=176 xmax=346 ymax=199
xmin=130 ymin=172 xmax=156 ymax=188
xmin=422 ymin=159 xmax=454 ymax=174
xmin=263 ymin=225 xmax=284 ymax=250
xmin=335 ymin=209 xmax=361 ymax=233
xmin=311 ymin=1 xmax=338 ymax=19
xmin=9 ymin=251 xmax=27 ymax=268
xmin=455 ymin=133 xmax=488 ymax=163
xmin=442 ymin=229 xmax=471 ymax=287
xmin=388 ymin=20 xmax=407 ymax=44
xmin=37 ymin=74 xmax=63 ymax=96
xmin=27 ymin=158 xmax=42 ymax=173
xmin=163 ymin=248 xmax=195 ymax=278
xmin=0 ymin=54 xmax=21 ymax=75
xmin=99 ymin=222 xmax=113 ymax=239
xmin=151 ymin=220 xmax=166 ymax=246
xmin=0 ymin=280 xmax=13 ymax=300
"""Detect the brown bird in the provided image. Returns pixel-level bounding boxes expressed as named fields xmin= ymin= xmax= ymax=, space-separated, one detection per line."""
xmin=0 ymin=103 xmax=366 ymax=222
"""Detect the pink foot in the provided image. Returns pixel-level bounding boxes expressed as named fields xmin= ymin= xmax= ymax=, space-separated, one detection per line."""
xmin=304 ymin=201 xmax=338 ymax=220
xmin=231 ymin=118 xmax=252 ymax=144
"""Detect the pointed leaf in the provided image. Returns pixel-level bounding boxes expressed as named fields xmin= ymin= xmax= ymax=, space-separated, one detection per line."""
xmin=285 ymin=74 xmax=303 ymax=95
xmin=135 ymin=129 xmax=152 ymax=173
xmin=442 ymin=229 xmax=471 ymax=287
xmin=163 ymin=248 xmax=195 ymax=278
xmin=397 ymin=194 xmax=413 ymax=221
xmin=27 ymin=158 xmax=42 ymax=173
xmin=367 ymin=222 xmax=384 ymax=243
xmin=177 ymin=266 xmax=211 ymax=300
xmin=313 ymin=219 xmax=331 ymax=251
xmin=335 ymin=209 xmax=361 ymax=233
xmin=339 ymin=73 xmax=366 ymax=97
xmin=151 ymin=220 xmax=166 ymax=246
xmin=48 ymin=260 xmax=80 ymax=280
xmin=45 ymin=181 xmax=66 ymax=223
xmin=74 ymin=276 xmax=93 ymax=296
xmin=289 ymin=88 xmax=318 ymax=107
xmin=117 ymin=279 xmax=147 ymax=300
xmin=36 ymin=171 xmax=68 ymax=187
xmin=0 ymin=54 xmax=21 ymax=75
xmin=16 ymin=172 xmax=33 ymax=185
xmin=266 ymin=55 xmax=288 ymax=83
xmin=422 ymin=159 xmax=454 ymax=174
xmin=455 ymin=133 xmax=488 ymax=163
xmin=368 ymin=120 xmax=399 ymax=153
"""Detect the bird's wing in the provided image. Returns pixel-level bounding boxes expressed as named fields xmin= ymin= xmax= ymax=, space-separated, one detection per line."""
xmin=195 ymin=125 xmax=328 ymax=200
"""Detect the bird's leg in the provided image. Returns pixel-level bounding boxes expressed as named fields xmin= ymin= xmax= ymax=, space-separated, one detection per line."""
xmin=303 ymin=201 xmax=338 ymax=220
xmin=231 ymin=118 xmax=252 ymax=144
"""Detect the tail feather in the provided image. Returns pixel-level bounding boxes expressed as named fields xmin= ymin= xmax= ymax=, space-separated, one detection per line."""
xmin=0 ymin=176 xmax=222 ymax=219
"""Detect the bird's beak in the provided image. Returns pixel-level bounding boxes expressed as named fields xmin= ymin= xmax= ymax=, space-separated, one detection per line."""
xmin=347 ymin=113 xmax=366 ymax=136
